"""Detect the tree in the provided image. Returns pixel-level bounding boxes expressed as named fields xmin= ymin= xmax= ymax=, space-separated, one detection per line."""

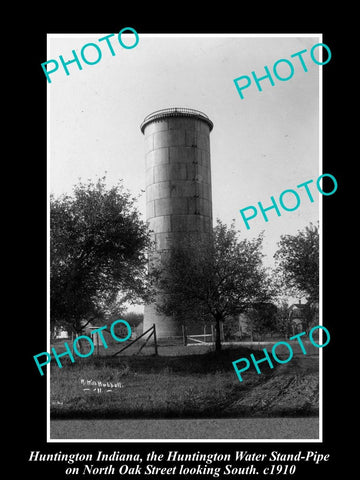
xmin=124 ymin=311 xmax=144 ymax=327
xmin=245 ymin=302 xmax=278 ymax=339
xmin=273 ymin=300 xmax=293 ymax=337
xmin=153 ymin=220 xmax=274 ymax=351
xmin=50 ymin=177 xmax=152 ymax=333
xmin=274 ymin=222 xmax=319 ymax=303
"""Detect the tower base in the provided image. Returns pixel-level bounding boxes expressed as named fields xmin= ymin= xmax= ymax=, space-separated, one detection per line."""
xmin=143 ymin=303 xmax=183 ymax=338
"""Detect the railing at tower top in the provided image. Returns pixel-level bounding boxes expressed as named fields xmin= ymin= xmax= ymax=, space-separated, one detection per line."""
xmin=140 ymin=107 xmax=213 ymax=133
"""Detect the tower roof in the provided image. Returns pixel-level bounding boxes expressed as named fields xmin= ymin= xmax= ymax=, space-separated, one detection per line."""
xmin=140 ymin=107 xmax=213 ymax=134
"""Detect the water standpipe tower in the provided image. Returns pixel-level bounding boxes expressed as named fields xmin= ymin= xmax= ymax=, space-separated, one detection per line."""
xmin=140 ymin=107 xmax=214 ymax=338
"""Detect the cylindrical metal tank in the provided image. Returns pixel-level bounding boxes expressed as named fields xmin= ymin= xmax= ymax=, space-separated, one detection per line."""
xmin=140 ymin=107 xmax=214 ymax=338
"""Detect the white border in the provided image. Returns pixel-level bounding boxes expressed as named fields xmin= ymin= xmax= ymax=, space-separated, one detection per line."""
xmin=46 ymin=32 xmax=323 ymax=443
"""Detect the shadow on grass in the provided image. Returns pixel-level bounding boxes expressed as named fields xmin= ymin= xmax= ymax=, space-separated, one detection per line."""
xmin=95 ymin=347 xmax=256 ymax=372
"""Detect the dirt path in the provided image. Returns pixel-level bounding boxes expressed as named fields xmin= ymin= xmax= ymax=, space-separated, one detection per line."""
xmin=224 ymin=354 xmax=319 ymax=416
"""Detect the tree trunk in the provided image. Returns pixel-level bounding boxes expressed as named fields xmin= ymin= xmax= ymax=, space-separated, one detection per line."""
xmin=214 ymin=315 xmax=222 ymax=352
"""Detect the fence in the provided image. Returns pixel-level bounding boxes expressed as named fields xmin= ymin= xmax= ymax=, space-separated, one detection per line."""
xmin=69 ymin=322 xmax=295 ymax=358
xmin=112 ymin=324 xmax=158 ymax=357
xmin=182 ymin=324 xmax=224 ymax=346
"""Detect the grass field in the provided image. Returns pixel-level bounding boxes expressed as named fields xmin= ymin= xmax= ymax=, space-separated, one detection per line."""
xmin=50 ymin=339 xmax=320 ymax=419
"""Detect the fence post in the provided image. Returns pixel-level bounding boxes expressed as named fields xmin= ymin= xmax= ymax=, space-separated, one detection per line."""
xmin=220 ymin=321 xmax=224 ymax=342
xmin=95 ymin=331 xmax=99 ymax=357
xmin=211 ymin=324 xmax=214 ymax=343
xmin=182 ymin=325 xmax=187 ymax=346
xmin=153 ymin=324 xmax=158 ymax=355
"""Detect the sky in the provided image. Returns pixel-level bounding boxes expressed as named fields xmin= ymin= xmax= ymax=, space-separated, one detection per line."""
xmin=48 ymin=33 xmax=322 ymax=276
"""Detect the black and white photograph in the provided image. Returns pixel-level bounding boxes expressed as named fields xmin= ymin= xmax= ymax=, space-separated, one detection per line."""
xmin=19 ymin=19 xmax=347 ymax=479
xmin=45 ymin=33 xmax=325 ymax=441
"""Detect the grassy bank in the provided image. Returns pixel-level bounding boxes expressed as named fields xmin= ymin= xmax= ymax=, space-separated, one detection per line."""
xmin=50 ymin=342 xmax=320 ymax=419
